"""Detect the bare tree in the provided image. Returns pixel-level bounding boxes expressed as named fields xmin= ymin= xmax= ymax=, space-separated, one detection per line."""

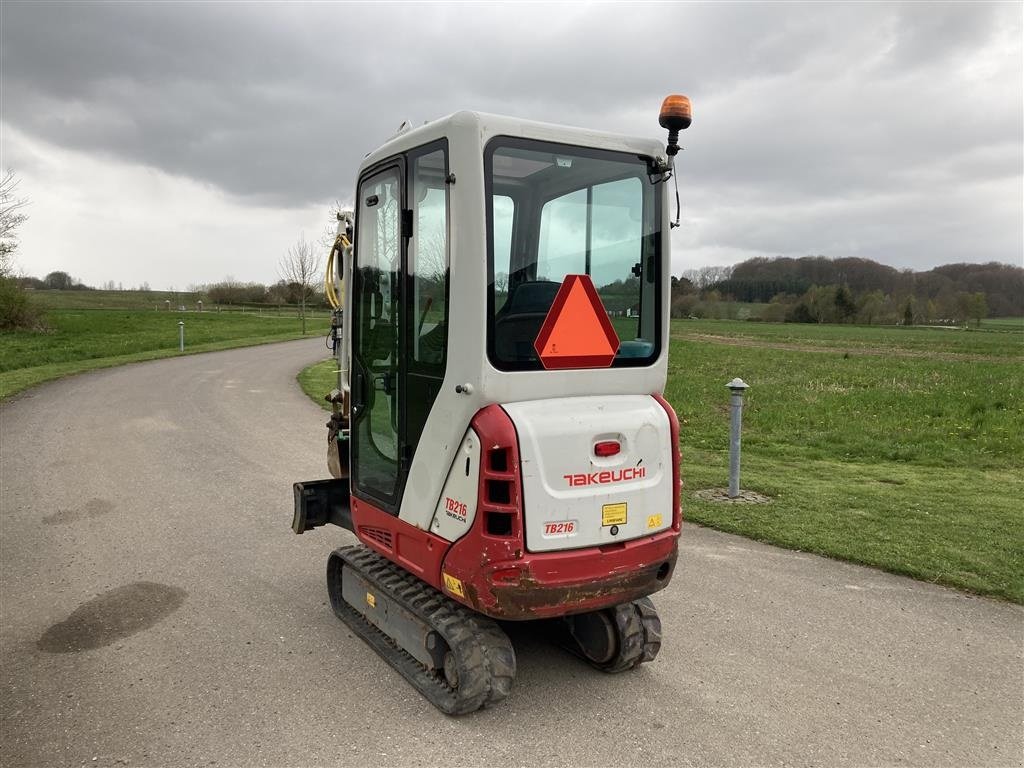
xmin=417 ymin=229 xmax=448 ymax=284
xmin=681 ymin=264 xmax=734 ymax=290
xmin=318 ymin=200 xmax=348 ymax=251
xmin=1 ymin=169 xmax=29 ymax=277
xmin=279 ymin=233 xmax=323 ymax=335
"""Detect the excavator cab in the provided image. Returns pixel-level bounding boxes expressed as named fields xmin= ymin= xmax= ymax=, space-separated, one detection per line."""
xmin=294 ymin=98 xmax=691 ymax=714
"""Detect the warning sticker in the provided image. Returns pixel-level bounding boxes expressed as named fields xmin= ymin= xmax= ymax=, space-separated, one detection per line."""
xmin=442 ymin=572 xmax=465 ymax=599
xmin=366 ymin=592 xmax=376 ymax=608
xmin=602 ymin=503 xmax=628 ymax=527
xmin=646 ymin=514 xmax=663 ymax=529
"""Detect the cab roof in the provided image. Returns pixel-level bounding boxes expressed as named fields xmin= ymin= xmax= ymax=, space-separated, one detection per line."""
xmin=359 ymin=110 xmax=666 ymax=174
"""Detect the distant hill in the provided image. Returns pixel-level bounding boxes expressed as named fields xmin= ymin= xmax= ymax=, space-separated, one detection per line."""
xmin=708 ymin=257 xmax=1023 ymax=317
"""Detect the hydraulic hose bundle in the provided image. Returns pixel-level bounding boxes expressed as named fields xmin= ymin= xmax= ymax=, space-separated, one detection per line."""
xmin=324 ymin=212 xmax=354 ymax=420
xmin=324 ymin=232 xmax=348 ymax=310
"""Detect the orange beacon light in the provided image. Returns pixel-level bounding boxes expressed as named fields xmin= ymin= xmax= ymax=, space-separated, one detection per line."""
xmin=659 ymin=94 xmax=692 ymax=156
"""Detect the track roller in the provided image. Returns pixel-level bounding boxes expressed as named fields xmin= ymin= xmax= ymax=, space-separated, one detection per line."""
xmin=558 ymin=597 xmax=662 ymax=673
xmin=326 ymin=545 xmax=516 ymax=715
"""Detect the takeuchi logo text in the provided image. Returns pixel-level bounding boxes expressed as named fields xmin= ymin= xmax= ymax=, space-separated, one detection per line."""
xmin=563 ymin=467 xmax=646 ymax=487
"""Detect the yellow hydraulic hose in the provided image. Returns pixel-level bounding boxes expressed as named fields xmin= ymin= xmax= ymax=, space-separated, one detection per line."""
xmin=324 ymin=238 xmax=337 ymax=309
xmin=324 ymin=233 xmax=349 ymax=310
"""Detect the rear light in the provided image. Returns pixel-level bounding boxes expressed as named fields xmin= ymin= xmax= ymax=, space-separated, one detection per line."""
xmin=490 ymin=567 xmax=521 ymax=584
xmin=594 ymin=440 xmax=620 ymax=457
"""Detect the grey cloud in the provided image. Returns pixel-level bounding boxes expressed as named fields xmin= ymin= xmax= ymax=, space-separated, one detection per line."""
xmin=2 ymin=1 xmax=1021 ymax=269
xmin=882 ymin=2 xmax=1004 ymax=72
xmin=1 ymin=3 xmax=880 ymax=201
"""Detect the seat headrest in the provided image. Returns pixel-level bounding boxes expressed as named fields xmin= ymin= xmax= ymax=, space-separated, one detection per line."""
xmin=506 ymin=280 xmax=560 ymax=313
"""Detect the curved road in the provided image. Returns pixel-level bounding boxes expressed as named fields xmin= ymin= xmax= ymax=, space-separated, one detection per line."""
xmin=1 ymin=339 xmax=1021 ymax=767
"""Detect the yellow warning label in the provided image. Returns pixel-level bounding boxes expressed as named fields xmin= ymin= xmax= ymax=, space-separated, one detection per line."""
xmin=443 ymin=573 xmax=465 ymax=598
xmin=647 ymin=514 xmax=663 ymax=529
xmin=365 ymin=592 xmax=376 ymax=608
xmin=602 ymin=502 xmax=627 ymax=526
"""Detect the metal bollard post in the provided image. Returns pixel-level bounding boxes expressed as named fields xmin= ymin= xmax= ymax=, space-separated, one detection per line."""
xmin=727 ymin=378 xmax=749 ymax=498
xmin=178 ymin=320 xmax=185 ymax=352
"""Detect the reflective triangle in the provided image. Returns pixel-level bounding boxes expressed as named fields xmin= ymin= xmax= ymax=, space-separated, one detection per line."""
xmin=534 ymin=274 xmax=620 ymax=370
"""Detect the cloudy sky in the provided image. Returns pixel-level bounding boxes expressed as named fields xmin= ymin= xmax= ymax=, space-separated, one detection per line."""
xmin=2 ymin=1 xmax=1021 ymax=290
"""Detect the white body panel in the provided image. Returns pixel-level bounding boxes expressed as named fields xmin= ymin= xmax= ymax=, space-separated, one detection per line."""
xmin=428 ymin=429 xmax=481 ymax=541
xmin=348 ymin=112 xmax=672 ymax=530
xmin=503 ymin=396 xmax=673 ymax=552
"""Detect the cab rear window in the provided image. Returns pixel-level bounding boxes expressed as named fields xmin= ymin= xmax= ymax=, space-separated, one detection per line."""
xmin=485 ymin=138 xmax=661 ymax=371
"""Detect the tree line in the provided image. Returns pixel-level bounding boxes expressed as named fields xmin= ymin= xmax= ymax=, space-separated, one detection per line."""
xmin=673 ymin=256 xmax=1021 ymax=325
xmin=3 ymin=162 xmax=1019 ymax=332
xmin=7 ymin=270 xmax=329 ymax=307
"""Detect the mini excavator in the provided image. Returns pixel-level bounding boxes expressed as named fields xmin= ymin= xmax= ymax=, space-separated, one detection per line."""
xmin=292 ymin=95 xmax=692 ymax=714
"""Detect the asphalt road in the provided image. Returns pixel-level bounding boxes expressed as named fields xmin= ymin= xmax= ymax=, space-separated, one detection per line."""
xmin=1 ymin=338 xmax=1021 ymax=767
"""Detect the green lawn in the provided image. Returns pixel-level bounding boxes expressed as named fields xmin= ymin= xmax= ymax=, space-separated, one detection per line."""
xmin=979 ymin=316 xmax=1024 ymax=332
xmin=1 ymin=308 xmax=326 ymax=399
xmin=665 ymin=321 xmax=1022 ymax=602
xmin=298 ymin=357 xmax=340 ymax=408
xmin=28 ymin=288 xmax=335 ymax=314
xmin=673 ymin=318 xmax=1024 ymax=358
xmin=297 ymin=319 xmax=1023 ymax=602
xmin=28 ymin=289 xmax=204 ymax=310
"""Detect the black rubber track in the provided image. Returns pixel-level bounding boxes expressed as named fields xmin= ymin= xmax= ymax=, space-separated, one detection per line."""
xmin=326 ymin=546 xmax=516 ymax=715
xmin=591 ymin=596 xmax=663 ymax=673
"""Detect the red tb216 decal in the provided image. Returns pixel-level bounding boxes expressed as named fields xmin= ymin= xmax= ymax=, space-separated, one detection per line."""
xmin=544 ymin=521 xmax=576 ymax=535
xmin=444 ymin=496 xmax=468 ymax=520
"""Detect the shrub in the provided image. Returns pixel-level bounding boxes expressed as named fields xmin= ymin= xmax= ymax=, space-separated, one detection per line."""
xmin=0 ymin=276 xmax=45 ymax=331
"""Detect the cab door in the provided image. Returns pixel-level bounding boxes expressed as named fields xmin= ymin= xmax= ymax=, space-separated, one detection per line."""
xmin=351 ymin=164 xmax=404 ymax=511
xmin=350 ymin=144 xmax=450 ymax=516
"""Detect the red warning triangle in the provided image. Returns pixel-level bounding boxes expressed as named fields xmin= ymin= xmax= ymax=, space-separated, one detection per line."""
xmin=534 ymin=275 xmax=620 ymax=370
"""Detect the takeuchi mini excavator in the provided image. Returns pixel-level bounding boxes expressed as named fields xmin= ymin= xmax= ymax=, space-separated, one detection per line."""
xmin=292 ymin=95 xmax=692 ymax=714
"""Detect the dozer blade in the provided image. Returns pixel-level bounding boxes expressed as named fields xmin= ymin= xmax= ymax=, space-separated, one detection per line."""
xmin=326 ymin=545 xmax=516 ymax=715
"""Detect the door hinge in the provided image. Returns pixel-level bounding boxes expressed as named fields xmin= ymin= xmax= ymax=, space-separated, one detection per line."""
xmin=401 ymin=209 xmax=413 ymax=238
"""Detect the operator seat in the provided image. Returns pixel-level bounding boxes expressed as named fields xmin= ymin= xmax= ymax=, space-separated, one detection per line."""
xmin=494 ymin=280 xmax=560 ymax=362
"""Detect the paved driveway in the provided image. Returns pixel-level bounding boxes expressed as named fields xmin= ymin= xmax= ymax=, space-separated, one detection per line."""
xmin=2 ymin=339 xmax=1021 ymax=766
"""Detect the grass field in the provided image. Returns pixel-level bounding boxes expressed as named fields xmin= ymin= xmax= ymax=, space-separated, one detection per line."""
xmin=28 ymin=289 xmax=204 ymax=310
xmin=298 ymin=319 xmax=1023 ymax=602
xmin=27 ymin=288 xmax=334 ymax=315
xmin=673 ymin=318 xmax=1023 ymax=358
xmin=665 ymin=320 xmax=1022 ymax=603
xmin=979 ymin=316 xmax=1024 ymax=331
xmin=297 ymin=357 xmax=340 ymax=407
xmin=1 ymin=305 xmax=327 ymax=399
